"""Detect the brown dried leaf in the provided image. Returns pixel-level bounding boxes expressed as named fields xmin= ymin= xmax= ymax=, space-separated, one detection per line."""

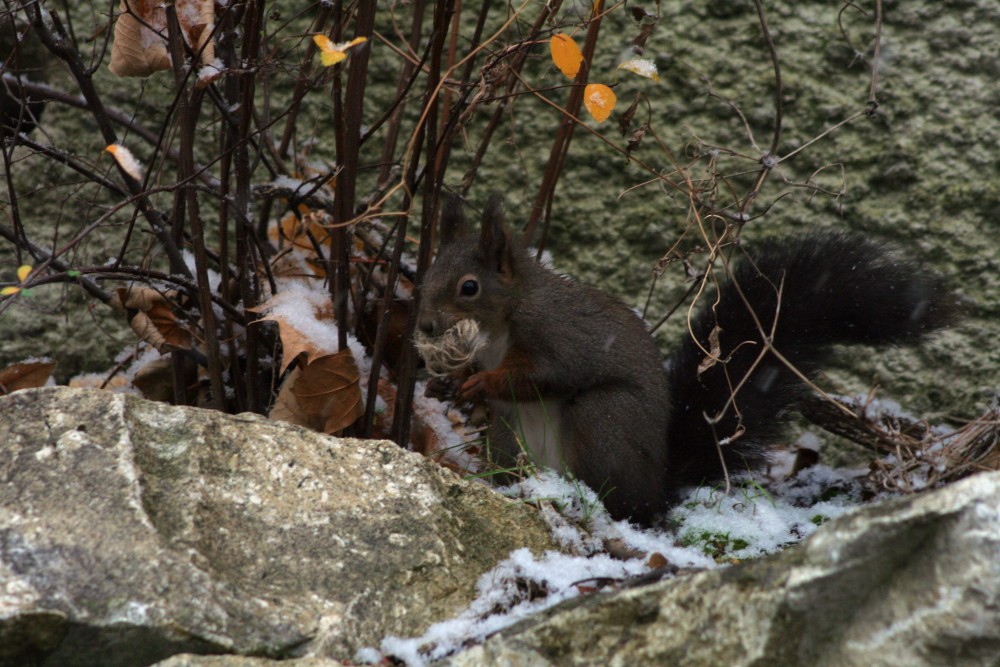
xmin=697 ymin=325 xmax=723 ymax=376
xmin=131 ymin=355 xmax=179 ymax=403
xmin=269 ymin=349 xmax=364 ymax=435
xmin=111 ymin=287 xmax=193 ymax=353
xmin=604 ymin=537 xmax=645 ymax=561
xmin=269 ymin=363 xmax=310 ymax=428
xmin=294 ymin=349 xmax=364 ymax=434
xmin=631 ymin=15 xmax=659 ymax=53
xmin=357 ymin=298 xmax=412 ymax=375
xmin=109 ymin=0 xmax=216 ymax=77
xmin=270 ymin=208 xmax=333 ymax=252
xmin=618 ymin=93 xmax=641 ymax=137
xmin=626 ymin=123 xmax=649 ymax=155
xmin=249 ymin=293 xmax=327 ymax=374
xmin=68 ymin=372 xmax=133 ymax=392
xmin=0 ymin=360 xmax=56 ymax=395
xmin=646 ymin=552 xmax=669 ymax=570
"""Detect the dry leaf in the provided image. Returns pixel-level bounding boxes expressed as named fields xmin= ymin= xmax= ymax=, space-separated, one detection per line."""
xmin=293 ymin=349 xmax=364 ymax=433
xmin=111 ymin=287 xmax=194 ymax=353
xmin=106 ymin=144 xmax=144 ymax=180
xmin=697 ymin=325 xmax=723 ymax=376
xmin=270 ymin=207 xmax=333 ymax=253
xmin=131 ymin=355 xmax=180 ymax=403
xmin=371 ymin=376 xmax=445 ymax=456
xmin=249 ymin=291 xmax=332 ymax=373
xmin=269 ymin=349 xmax=364 ymax=435
xmin=68 ymin=372 xmax=133 ymax=392
xmin=550 ymin=33 xmax=583 ymax=79
xmin=630 ymin=11 xmax=659 ymax=53
xmin=647 ymin=552 xmax=669 ymax=569
xmin=604 ymin=537 xmax=645 ymax=561
xmin=357 ymin=298 xmax=412 ymax=375
xmin=618 ymin=58 xmax=660 ymax=82
xmin=0 ymin=360 xmax=55 ymax=395
xmin=627 ymin=122 xmax=649 ymax=155
xmin=269 ymin=363 xmax=311 ymax=427
xmin=618 ymin=93 xmax=640 ymax=137
xmin=109 ymin=0 xmax=216 ymax=77
xmin=583 ymin=83 xmax=617 ymax=123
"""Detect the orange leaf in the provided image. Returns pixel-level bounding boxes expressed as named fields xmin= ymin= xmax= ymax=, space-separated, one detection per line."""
xmin=270 ymin=209 xmax=333 ymax=252
xmin=550 ymin=33 xmax=583 ymax=79
xmin=583 ymin=83 xmax=617 ymax=123
xmin=16 ymin=264 xmax=31 ymax=282
xmin=0 ymin=360 xmax=56 ymax=395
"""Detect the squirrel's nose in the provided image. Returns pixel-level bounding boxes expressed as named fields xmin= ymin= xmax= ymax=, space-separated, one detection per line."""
xmin=418 ymin=316 xmax=435 ymax=336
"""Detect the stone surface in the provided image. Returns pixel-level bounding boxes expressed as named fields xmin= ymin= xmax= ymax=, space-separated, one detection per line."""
xmin=0 ymin=387 xmax=556 ymax=666
xmin=153 ymin=657 xmax=340 ymax=667
xmin=446 ymin=471 xmax=1000 ymax=667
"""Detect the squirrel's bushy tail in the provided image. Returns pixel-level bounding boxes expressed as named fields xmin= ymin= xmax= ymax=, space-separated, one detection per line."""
xmin=665 ymin=232 xmax=957 ymax=488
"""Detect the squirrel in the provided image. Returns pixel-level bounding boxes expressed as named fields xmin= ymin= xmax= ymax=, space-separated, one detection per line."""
xmin=415 ymin=196 xmax=957 ymax=526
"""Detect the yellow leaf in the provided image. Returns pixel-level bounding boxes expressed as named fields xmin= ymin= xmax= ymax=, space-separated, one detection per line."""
xmin=550 ymin=33 xmax=583 ymax=79
xmin=583 ymin=83 xmax=617 ymax=123
xmin=618 ymin=58 xmax=660 ymax=82
xmin=1 ymin=286 xmax=20 ymax=296
xmin=321 ymin=50 xmax=347 ymax=66
xmin=313 ymin=34 xmax=367 ymax=68
xmin=313 ymin=34 xmax=334 ymax=51
xmin=16 ymin=265 xmax=31 ymax=282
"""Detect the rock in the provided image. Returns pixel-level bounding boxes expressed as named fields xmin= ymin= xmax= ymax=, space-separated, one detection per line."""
xmin=445 ymin=471 xmax=1000 ymax=667
xmin=0 ymin=387 xmax=556 ymax=667
xmin=153 ymin=656 xmax=340 ymax=667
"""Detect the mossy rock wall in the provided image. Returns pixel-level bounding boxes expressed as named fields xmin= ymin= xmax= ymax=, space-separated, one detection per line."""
xmin=3 ymin=1 xmax=996 ymax=420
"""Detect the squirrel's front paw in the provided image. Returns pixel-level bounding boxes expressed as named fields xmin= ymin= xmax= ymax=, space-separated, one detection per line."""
xmin=457 ymin=371 xmax=501 ymax=403
xmin=424 ymin=375 xmax=459 ymax=400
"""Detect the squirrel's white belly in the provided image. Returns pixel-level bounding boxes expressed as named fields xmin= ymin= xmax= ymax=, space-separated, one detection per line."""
xmin=504 ymin=399 xmax=567 ymax=473
xmin=477 ymin=326 xmax=569 ymax=472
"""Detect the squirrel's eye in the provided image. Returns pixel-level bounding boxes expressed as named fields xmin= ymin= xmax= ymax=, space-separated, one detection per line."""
xmin=459 ymin=278 xmax=479 ymax=297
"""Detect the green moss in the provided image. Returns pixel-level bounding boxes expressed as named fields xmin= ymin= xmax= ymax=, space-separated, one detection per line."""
xmin=680 ymin=529 xmax=751 ymax=561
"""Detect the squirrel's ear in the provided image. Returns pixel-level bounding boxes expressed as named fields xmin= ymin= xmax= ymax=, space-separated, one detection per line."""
xmin=480 ymin=194 xmax=515 ymax=277
xmin=439 ymin=196 xmax=469 ymax=247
